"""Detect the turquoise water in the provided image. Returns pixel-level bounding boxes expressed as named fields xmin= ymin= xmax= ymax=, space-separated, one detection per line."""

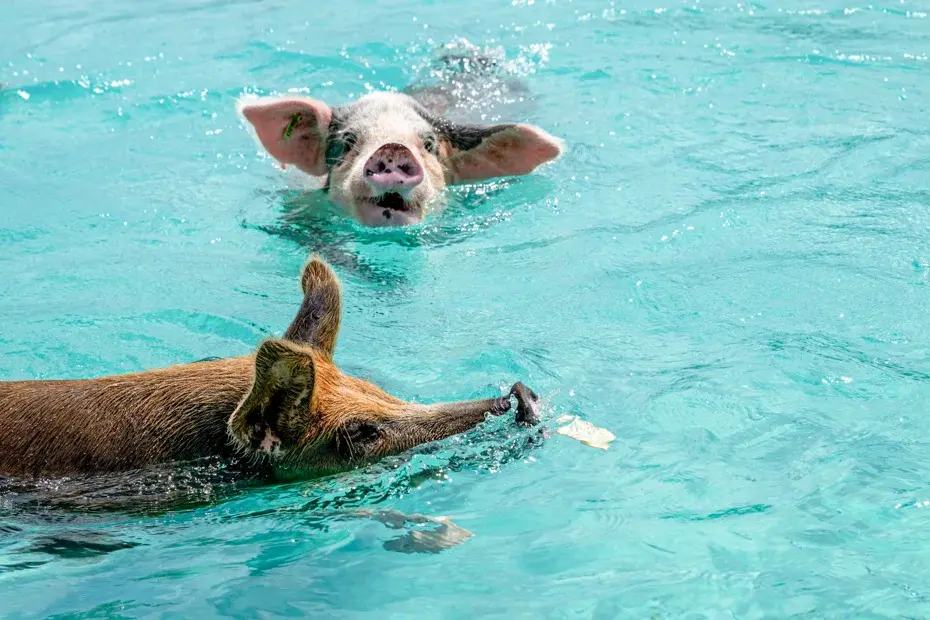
xmin=3 ymin=0 xmax=930 ymax=616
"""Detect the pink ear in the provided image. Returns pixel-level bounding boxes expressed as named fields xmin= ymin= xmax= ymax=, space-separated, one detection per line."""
xmin=445 ymin=124 xmax=563 ymax=184
xmin=238 ymin=96 xmax=333 ymax=177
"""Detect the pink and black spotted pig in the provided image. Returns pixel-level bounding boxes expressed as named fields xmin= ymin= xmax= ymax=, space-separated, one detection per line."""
xmin=237 ymin=78 xmax=562 ymax=226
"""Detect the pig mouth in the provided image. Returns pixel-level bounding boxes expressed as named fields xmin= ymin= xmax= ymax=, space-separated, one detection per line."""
xmin=355 ymin=192 xmax=425 ymax=226
xmin=373 ymin=192 xmax=411 ymax=212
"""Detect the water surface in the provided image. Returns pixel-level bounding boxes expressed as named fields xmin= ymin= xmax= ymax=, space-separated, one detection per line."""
xmin=2 ymin=0 xmax=930 ymax=616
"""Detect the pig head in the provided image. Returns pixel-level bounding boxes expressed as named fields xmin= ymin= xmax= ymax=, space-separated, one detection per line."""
xmin=237 ymin=92 xmax=562 ymax=226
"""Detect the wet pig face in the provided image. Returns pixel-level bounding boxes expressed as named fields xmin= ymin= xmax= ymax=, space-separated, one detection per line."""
xmin=226 ymin=258 xmax=542 ymax=472
xmin=238 ymin=92 xmax=562 ymax=227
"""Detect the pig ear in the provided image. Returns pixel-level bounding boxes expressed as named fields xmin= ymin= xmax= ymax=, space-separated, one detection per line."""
xmin=237 ymin=96 xmax=332 ymax=177
xmin=229 ymin=339 xmax=316 ymax=450
xmin=443 ymin=123 xmax=563 ymax=184
xmin=283 ymin=256 xmax=342 ymax=358
xmin=250 ymin=339 xmax=316 ymax=394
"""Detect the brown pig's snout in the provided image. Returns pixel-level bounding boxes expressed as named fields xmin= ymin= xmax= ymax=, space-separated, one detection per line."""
xmin=480 ymin=382 xmax=541 ymax=425
xmin=510 ymin=382 xmax=541 ymax=426
xmin=364 ymin=143 xmax=424 ymax=192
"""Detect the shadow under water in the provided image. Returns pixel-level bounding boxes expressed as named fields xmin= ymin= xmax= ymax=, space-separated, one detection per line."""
xmin=0 ymin=456 xmax=268 ymax=519
xmin=0 ymin=419 xmax=548 ymax=568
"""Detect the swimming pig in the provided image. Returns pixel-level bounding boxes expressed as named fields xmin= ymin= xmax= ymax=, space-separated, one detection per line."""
xmin=237 ymin=90 xmax=563 ymax=226
xmin=0 ymin=258 xmax=540 ymax=477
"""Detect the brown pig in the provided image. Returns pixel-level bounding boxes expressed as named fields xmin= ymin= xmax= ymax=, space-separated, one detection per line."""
xmin=0 ymin=258 xmax=540 ymax=477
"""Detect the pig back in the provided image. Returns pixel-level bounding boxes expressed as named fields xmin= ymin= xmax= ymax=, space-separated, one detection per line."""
xmin=0 ymin=356 xmax=255 ymax=477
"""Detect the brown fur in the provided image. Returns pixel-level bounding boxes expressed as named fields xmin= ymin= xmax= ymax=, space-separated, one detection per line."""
xmin=0 ymin=357 xmax=252 ymax=477
xmin=0 ymin=257 xmax=534 ymax=478
xmin=285 ymin=257 xmax=342 ymax=357
xmin=225 ymin=337 xmax=514 ymax=472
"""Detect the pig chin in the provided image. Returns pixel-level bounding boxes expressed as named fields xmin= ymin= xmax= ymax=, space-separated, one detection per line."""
xmin=354 ymin=197 xmax=426 ymax=227
xmin=341 ymin=183 xmax=436 ymax=227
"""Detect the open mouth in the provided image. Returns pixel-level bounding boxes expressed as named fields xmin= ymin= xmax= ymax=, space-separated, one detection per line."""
xmin=374 ymin=192 xmax=410 ymax=212
xmin=364 ymin=192 xmax=417 ymax=223
xmin=356 ymin=192 xmax=423 ymax=226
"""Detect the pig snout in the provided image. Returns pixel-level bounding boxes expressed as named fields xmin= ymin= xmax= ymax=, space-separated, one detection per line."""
xmin=510 ymin=382 xmax=541 ymax=426
xmin=364 ymin=144 xmax=424 ymax=192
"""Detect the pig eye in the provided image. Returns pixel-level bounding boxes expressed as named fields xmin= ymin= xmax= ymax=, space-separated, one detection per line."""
xmin=422 ymin=135 xmax=438 ymax=154
xmin=342 ymin=132 xmax=358 ymax=151
xmin=325 ymin=131 xmax=359 ymax=167
xmin=336 ymin=421 xmax=381 ymax=458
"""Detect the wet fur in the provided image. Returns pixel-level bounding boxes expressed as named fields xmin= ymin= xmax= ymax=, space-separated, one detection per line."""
xmin=226 ymin=338 xmax=516 ymax=473
xmin=0 ymin=357 xmax=252 ymax=477
xmin=0 ymin=259 xmax=368 ymax=477
xmin=0 ymin=258 xmax=534 ymax=478
xmin=322 ymin=92 xmax=449 ymax=225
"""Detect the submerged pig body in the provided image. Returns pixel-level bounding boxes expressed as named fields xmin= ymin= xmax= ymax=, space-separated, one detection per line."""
xmin=0 ymin=258 xmax=538 ymax=477
xmin=0 ymin=352 xmax=513 ymax=477
xmin=239 ymin=89 xmax=562 ymax=226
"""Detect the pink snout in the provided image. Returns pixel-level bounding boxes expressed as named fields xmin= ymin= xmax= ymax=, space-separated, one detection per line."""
xmin=364 ymin=144 xmax=424 ymax=192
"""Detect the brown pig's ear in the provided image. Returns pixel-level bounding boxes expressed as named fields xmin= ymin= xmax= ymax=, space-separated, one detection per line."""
xmin=283 ymin=255 xmax=342 ymax=357
xmin=230 ymin=339 xmax=316 ymax=450
xmin=252 ymin=339 xmax=315 ymax=390
xmin=442 ymin=123 xmax=563 ymax=184
xmin=237 ymin=95 xmax=332 ymax=177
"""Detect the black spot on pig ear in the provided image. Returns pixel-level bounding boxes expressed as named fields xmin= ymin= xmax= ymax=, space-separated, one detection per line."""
xmin=446 ymin=124 xmax=516 ymax=151
xmin=438 ymin=122 xmax=564 ymax=184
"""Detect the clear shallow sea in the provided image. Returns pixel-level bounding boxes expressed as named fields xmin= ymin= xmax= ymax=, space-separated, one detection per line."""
xmin=2 ymin=0 xmax=930 ymax=617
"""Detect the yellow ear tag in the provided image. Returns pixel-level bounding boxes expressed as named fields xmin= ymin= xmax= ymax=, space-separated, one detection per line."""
xmin=283 ymin=113 xmax=303 ymax=141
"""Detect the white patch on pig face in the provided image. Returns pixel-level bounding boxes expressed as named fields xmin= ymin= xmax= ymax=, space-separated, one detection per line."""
xmin=259 ymin=427 xmax=282 ymax=454
xmin=325 ymin=93 xmax=448 ymax=227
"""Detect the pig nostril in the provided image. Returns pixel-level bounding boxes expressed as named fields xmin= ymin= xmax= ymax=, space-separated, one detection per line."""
xmin=366 ymin=145 xmax=423 ymax=187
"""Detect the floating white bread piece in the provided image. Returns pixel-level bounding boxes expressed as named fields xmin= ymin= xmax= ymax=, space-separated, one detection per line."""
xmin=556 ymin=416 xmax=616 ymax=450
xmin=403 ymin=517 xmax=474 ymax=553
xmin=365 ymin=510 xmax=474 ymax=553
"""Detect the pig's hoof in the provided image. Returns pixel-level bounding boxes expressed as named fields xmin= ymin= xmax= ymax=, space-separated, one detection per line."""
xmin=510 ymin=382 xmax=541 ymax=426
